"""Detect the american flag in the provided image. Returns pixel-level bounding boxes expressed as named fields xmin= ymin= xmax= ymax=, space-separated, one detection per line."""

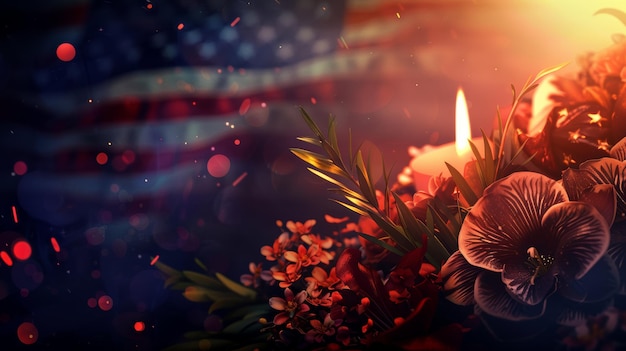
xmin=0 ymin=0 xmax=475 ymax=349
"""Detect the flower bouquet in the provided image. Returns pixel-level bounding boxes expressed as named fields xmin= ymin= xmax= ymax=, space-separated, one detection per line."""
xmin=155 ymin=8 xmax=626 ymax=351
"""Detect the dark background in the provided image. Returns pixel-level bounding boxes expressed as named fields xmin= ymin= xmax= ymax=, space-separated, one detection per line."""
xmin=0 ymin=0 xmax=624 ymax=349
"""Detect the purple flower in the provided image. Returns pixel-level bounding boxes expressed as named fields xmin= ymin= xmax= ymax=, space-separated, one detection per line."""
xmin=441 ymin=171 xmax=619 ymax=339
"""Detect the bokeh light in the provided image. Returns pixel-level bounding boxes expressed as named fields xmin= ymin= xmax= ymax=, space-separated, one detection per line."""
xmin=134 ymin=321 xmax=145 ymax=332
xmin=206 ymin=154 xmax=231 ymax=178
xmin=13 ymin=161 xmax=27 ymax=175
xmin=17 ymin=322 xmax=38 ymax=345
xmin=56 ymin=43 xmax=76 ymax=62
xmin=96 ymin=152 xmax=108 ymax=165
xmin=0 ymin=251 xmax=13 ymax=266
xmin=12 ymin=240 xmax=32 ymax=261
xmin=50 ymin=237 xmax=60 ymax=253
xmin=98 ymin=295 xmax=114 ymax=311
xmin=87 ymin=297 xmax=97 ymax=308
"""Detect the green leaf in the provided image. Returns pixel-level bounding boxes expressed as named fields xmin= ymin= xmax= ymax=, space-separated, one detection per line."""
xmin=154 ymin=260 xmax=181 ymax=277
xmin=290 ymin=148 xmax=347 ymax=177
xmin=222 ymin=317 xmax=262 ymax=334
xmin=391 ymin=192 xmax=429 ymax=248
xmin=209 ymin=298 xmax=253 ymax=314
xmin=296 ymin=136 xmax=322 ymax=146
xmin=534 ymin=61 xmax=569 ymax=82
xmin=468 ymin=139 xmax=487 ymax=186
xmin=357 ymin=232 xmax=403 ymax=256
xmin=195 ymin=258 xmax=209 ymax=272
xmin=182 ymin=271 xmax=224 ymax=290
xmin=183 ymin=286 xmax=213 ymax=302
xmin=330 ymin=199 xmax=369 ymax=216
xmin=427 ymin=205 xmax=458 ymax=253
xmin=364 ymin=209 xmax=412 ymax=253
xmin=446 ymin=162 xmax=478 ymax=205
xmin=224 ymin=303 xmax=270 ymax=321
xmin=216 ymin=272 xmax=257 ymax=299
xmin=299 ymin=107 xmax=325 ymax=139
xmin=481 ymin=130 xmax=495 ymax=185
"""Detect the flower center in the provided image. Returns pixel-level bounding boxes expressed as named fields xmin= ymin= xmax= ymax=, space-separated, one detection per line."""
xmin=526 ymin=247 xmax=554 ymax=285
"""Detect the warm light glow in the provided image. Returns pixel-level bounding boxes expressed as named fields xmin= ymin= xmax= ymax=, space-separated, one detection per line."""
xmin=455 ymin=87 xmax=471 ymax=156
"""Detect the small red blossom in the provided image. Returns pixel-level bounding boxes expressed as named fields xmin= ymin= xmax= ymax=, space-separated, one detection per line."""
xmin=269 ymin=288 xmax=310 ymax=326
xmin=305 ymin=313 xmax=336 ymax=343
xmin=286 ymin=219 xmax=316 ymax=235
xmin=272 ymin=263 xmax=302 ymax=288
xmin=284 ymin=244 xmax=321 ymax=267
xmin=260 ymin=232 xmax=289 ymax=261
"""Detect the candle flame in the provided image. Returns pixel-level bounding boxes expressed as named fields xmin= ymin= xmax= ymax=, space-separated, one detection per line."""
xmin=455 ymin=87 xmax=471 ymax=156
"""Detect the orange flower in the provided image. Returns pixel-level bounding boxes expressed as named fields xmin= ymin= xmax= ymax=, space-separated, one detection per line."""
xmin=284 ymin=244 xmax=321 ymax=267
xmin=260 ymin=232 xmax=289 ymax=261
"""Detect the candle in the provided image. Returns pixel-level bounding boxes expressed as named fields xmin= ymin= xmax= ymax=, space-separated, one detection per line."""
xmin=408 ymin=87 xmax=485 ymax=191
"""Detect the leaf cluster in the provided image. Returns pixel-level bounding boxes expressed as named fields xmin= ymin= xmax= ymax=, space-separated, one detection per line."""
xmin=153 ymin=258 xmax=271 ymax=351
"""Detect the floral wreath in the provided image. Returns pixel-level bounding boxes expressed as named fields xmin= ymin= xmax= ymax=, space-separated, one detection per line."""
xmin=155 ymin=8 xmax=626 ymax=351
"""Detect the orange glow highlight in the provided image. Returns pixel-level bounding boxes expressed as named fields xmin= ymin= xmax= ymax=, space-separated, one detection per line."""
xmin=12 ymin=206 xmax=18 ymax=223
xmin=455 ymin=87 xmax=472 ymax=156
xmin=12 ymin=241 xmax=32 ymax=261
xmin=50 ymin=237 xmax=61 ymax=253
xmin=150 ymin=255 xmax=159 ymax=266
xmin=230 ymin=17 xmax=240 ymax=27
xmin=0 ymin=251 xmax=13 ymax=266
xmin=177 ymin=23 xmax=184 ymax=30
xmin=17 ymin=322 xmax=38 ymax=345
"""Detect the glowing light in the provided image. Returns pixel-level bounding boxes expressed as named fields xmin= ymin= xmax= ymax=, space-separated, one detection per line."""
xmin=310 ymin=97 xmax=317 ymax=104
xmin=239 ymin=98 xmax=251 ymax=115
xmin=230 ymin=17 xmax=240 ymax=27
xmin=134 ymin=321 xmax=146 ymax=332
xmin=96 ymin=152 xmax=108 ymax=165
xmin=87 ymin=297 xmax=97 ymax=308
xmin=207 ymin=154 xmax=231 ymax=178
xmin=50 ymin=237 xmax=61 ymax=253
xmin=12 ymin=206 xmax=18 ymax=223
xmin=232 ymin=172 xmax=248 ymax=187
xmin=177 ymin=23 xmax=184 ymax=30
xmin=17 ymin=322 xmax=38 ymax=345
xmin=12 ymin=241 xmax=32 ymax=261
xmin=122 ymin=150 xmax=136 ymax=164
xmin=150 ymin=255 xmax=160 ymax=266
xmin=338 ymin=36 xmax=349 ymax=49
xmin=13 ymin=161 xmax=27 ymax=175
xmin=396 ymin=12 xmax=401 ymax=18
xmin=234 ymin=139 xmax=241 ymax=146
xmin=147 ymin=3 xmax=153 ymax=9
xmin=588 ymin=112 xmax=606 ymax=125
xmin=56 ymin=43 xmax=76 ymax=62
xmin=455 ymin=87 xmax=471 ymax=156
xmin=98 ymin=295 xmax=114 ymax=311
xmin=0 ymin=251 xmax=13 ymax=266
xmin=85 ymin=227 xmax=106 ymax=246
